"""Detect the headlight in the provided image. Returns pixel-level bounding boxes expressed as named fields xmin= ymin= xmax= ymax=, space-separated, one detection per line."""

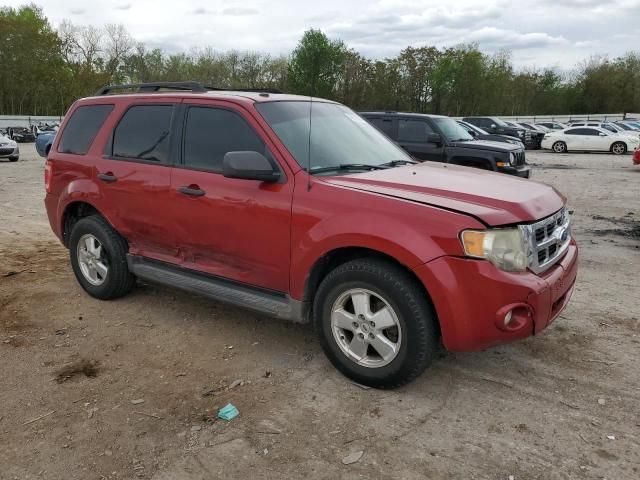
xmin=517 ymin=131 xmax=524 ymax=137
xmin=509 ymin=152 xmax=515 ymax=163
xmin=460 ymin=228 xmax=528 ymax=272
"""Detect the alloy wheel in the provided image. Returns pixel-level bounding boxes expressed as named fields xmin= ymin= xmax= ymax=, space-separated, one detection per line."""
xmin=330 ymin=288 xmax=402 ymax=368
xmin=76 ymin=234 xmax=109 ymax=286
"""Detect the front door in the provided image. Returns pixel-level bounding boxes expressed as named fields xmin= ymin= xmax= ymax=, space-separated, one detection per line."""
xmin=396 ymin=118 xmax=443 ymax=161
xmin=169 ymin=101 xmax=293 ymax=292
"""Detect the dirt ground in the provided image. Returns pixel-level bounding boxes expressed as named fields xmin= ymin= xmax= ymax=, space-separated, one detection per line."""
xmin=1 ymin=145 xmax=639 ymax=480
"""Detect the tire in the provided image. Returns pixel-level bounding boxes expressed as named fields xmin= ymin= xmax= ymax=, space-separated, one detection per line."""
xmin=611 ymin=142 xmax=626 ymax=155
xmin=552 ymin=141 xmax=567 ymax=153
xmin=69 ymin=215 xmax=135 ymax=300
xmin=313 ymin=258 xmax=439 ymax=389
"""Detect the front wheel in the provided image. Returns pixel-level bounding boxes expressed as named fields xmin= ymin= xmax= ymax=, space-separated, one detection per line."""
xmin=552 ymin=141 xmax=567 ymax=153
xmin=313 ymin=258 xmax=439 ymax=389
xmin=611 ymin=142 xmax=626 ymax=155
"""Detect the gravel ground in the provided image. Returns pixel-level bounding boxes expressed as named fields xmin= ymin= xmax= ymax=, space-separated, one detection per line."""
xmin=1 ymin=145 xmax=639 ymax=480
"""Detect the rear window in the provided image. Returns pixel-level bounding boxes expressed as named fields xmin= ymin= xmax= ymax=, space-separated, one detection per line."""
xmin=111 ymin=105 xmax=173 ymax=162
xmin=58 ymin=104 xmax=113 ymax=155
xmin=367 ymin=117 xmax=394 ymax=137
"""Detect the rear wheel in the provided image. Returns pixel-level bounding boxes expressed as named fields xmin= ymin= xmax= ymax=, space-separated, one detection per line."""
xmin=69 ymin=215 xmax=135 ymax=300
xmin=313 ymin=258 xmax=439 ymax=389
xmin=552 ymin=141 xmax=567 ymax=153
xmin=611 ymin=142 xmax=626 ymax=155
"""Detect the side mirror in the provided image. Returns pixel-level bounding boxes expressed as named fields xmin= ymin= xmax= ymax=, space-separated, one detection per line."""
xmin=426 ymin=132 xmax=442 ymax=144
xmin=490 ymin=124 xmax=497 ymax=130
xmin=599 ymin=133 xmax=607 ymax=136
xmin=223 ymin=151 xmax=280 ymax=182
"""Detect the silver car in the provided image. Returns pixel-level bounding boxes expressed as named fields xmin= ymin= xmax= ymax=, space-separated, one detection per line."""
xmin=0 ymin=134 xmax=19 ymax=161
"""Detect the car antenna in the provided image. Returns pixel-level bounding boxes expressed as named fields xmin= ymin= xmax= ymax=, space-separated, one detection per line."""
xmin=307 ymin=86 xmax=316 ymax=192
xmin=307 ymin=60 xmax=317 ymax=192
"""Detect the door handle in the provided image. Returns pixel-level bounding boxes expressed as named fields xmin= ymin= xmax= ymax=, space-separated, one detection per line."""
xmin=179 ymin=185 xmax=205 ymax=197
xmin=98 ymin=172 xmax=117 ymax=183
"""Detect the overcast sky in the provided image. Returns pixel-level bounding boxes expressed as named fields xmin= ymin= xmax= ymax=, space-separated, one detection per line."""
xmin=10 ymin=0 xmax=640 ymax=68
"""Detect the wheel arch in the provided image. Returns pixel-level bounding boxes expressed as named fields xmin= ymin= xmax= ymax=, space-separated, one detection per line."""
xmin=302 ymin=246 xmax=440 ymax=334
xmin=449 ymin=155 xmax=494 ymax=171
xmin=61 ymin=201 xmax=110 ymax=247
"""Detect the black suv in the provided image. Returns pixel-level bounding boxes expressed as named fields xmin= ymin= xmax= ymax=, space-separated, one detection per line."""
xmin=361 ymin=112 xmax=530 ymax=178
xmin=462 ymin=117 xmax=531 ymax=146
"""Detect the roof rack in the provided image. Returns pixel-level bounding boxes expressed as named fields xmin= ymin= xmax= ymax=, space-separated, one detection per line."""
xmin=96 ymin=82 xmax=283 ymax=96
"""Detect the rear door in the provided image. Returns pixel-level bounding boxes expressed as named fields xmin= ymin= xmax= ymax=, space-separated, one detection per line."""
xmin=396 ymin=118 xmax=443 ymax=161
xmin=169 ymin=100 xmax=293 ymax=292
xmin=93 ymin=99 xmax=180 ymax=263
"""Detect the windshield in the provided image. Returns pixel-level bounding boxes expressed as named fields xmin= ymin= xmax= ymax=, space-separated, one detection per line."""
xmin=603 ymin=123 xmax=621 ymax=133
xmin=461 ymin=121 xmax=487 ymax=135
xmin=433 ymin=117 xmax=473 ymax=141
xmin=256 ymin=101 xmax=413 ymax=172
xmin=493 ymin=118 xmax=509 ymax=127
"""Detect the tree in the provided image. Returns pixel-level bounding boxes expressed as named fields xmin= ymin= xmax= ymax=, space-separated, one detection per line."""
xmin=287 ymin=29 xmax=346 ymax=98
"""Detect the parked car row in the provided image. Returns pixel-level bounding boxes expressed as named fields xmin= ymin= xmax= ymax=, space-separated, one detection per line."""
xmin=360 ymin=112 xmax=530 ymax=177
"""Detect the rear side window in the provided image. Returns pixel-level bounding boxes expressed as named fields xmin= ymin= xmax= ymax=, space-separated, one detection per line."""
xmin=183 ymin=107 xmax=266 ymax=172
xmin=367 ymin=117 xmax=394 ymax=137
xmin=398 ymin=119 xmax=434 ymax=142
xmin=58 ymin=104 xmax=113 ymax=155
xmin=112 ymin=105 xmax=173 ymax=162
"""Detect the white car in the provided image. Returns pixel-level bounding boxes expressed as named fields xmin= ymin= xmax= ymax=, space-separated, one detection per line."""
xmin=0 ymin=134 xmax=19 ymax=162
xmin=541 ymin=126 xmax=639 ymax=155
xmin=568 ymin=121 xmax=640 ymax=142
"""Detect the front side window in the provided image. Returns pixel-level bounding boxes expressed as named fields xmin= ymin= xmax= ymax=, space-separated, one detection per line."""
xmin=58 ymin=104 xmax=114 ymax=155
xmin=398 ymin=120 xmax=434 ymax=142
xmin=256 ymin=101 xmax=413 ymax=173
xmin=112 ymin=105 xmax=173 ymax=162
xmin=183 ymin=107 xmax=267 ymax=172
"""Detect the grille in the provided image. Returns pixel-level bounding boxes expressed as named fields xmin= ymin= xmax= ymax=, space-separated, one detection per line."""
xmin=513 ymin=150 xmax=525 ymax=166
xmin=0 ymin=147 xmax=14 ymax=155
xmin=522 ymin=208 xmax=571 ymax=274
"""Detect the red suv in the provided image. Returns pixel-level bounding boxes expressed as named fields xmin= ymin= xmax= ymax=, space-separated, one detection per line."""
xmin=44 ymin=82 xmax=578 ymax=388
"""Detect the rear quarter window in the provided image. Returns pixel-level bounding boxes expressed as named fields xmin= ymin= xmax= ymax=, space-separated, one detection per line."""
xmin=58 ymin=104 xmax=114 ymax=155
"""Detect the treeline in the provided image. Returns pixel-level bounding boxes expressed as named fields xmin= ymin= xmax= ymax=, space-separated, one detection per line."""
xmin=2 ymin=5 xmax=639 ymax=117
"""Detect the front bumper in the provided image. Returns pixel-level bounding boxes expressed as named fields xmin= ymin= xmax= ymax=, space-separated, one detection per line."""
xmin=499 ymin=164 xmax=531 ymax=178
xmin=0 ymin=145 xmax=19 ymax=158
xmin=414 ymin=239 xmax=578 ymax=352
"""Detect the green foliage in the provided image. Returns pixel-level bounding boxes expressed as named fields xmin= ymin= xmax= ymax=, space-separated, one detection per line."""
xmin=1 ymin=10 xmax=639 ymax=117
xmin=287 ymin=29 xmax=346 ymax=97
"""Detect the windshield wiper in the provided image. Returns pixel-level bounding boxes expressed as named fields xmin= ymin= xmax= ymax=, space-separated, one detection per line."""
xmin=309 ymin=163 xmax=389 ymax=174
xmin=379 ymin=159 xmax=418 ymax=167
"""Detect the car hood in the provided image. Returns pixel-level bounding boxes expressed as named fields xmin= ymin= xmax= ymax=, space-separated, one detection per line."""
xmin=323 ymin=162 xmax=565 ymax=226
xmin=450 ymin=139 xmax=520 ymax=152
